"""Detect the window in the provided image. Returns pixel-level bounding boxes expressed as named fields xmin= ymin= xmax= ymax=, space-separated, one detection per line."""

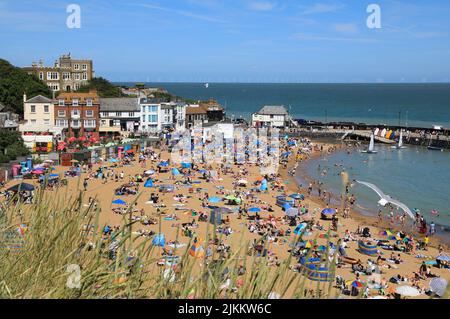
xmin=129 ymin=112 xmax=135 ymax=117
xmin=30 ymin=119 xmax=36 ymax=124
xmin=151 ymin=115 xmax=158 ymax=122
xmin=142 ymin=115 xmax=145 ymax=122
xmin=86 ymin=99 xmax=93 ymax=106
xmin=72 ymin=109 xmax=80 ymax=117
xmin=116 ymin=112 xmax=121 ymax=117
xmin=59 ymin=99 xmax=65 ymax=106
xmin=39 ymin=72 xmax=44 ymax=80
xmin=56 ymin=119 xmax=68 ymax=127
xmin=47 ymin=72 xmax=59 ymax=80
xmin=58 ymin=110 xmax=66 ymax=117
xmin=86 ymin=110 xmax=93 ymax=117
xmin=82 ymin=64 xmax=87 ymax=70
xmin=150 ymin=105 xmax=158 ymax=112
xmin=84 ymin=120 xmax=96 ymax=128
xmin=44 ymin=105 xmax=49 ymax=113
xmin=44 ymin=119 xmax=50 ymax=125
xmin=101 ymin=112 xmax=108 ymax=117
xmin=74 ymin=74 xmax=80 ymax=80
xmin=141 ymin=106 xmax=146 ymax=112
xmin=62 ymin=72 xmax=71 ymax=80
xmin=73 ymin=99 xmax=79 ymax=106
xmin=82 ymin=73 xmax=88 ymax=80
xmin=74 ymin=64 xmax=80 ymax=70
xmin=30 ymin=105 xmax=36 ymax=113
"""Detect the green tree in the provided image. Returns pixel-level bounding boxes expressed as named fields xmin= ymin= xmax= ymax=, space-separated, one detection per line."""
xmin=77 ymin=77 xmax=127 ymax=97
xmin=0 ymin=130 xmax=30 ymax=163
xmin=0 ymin=59 xmax=52 ymax=115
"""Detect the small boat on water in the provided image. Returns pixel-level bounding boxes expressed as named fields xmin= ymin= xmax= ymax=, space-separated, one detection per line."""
xmin=427 ymin=135 xmax=444 ymax=151
xmin=361 ymin=133 xmax=378 ymax=154
xmin=391 ymin=130 xmax=407 ymax=149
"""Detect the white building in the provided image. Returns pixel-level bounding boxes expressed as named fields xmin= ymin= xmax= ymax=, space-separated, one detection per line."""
xmin=99 ymin=98 xmax=140 ymax=137
xmin=139 ymin=98 xmax=186 ymax=134
xmin=251 ymin=105 xmax=291 ymax=128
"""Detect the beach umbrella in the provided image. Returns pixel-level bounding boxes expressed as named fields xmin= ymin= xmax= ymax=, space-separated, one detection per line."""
xmin=237 ymin=179 xmax=248 ymax=185
xmin=208 ymin=197 xmax=221 ymax=204
xmin=321 ymin=208 xmax=336 ymax=215
xmin=289 ymin=193 xmax=305 ymax=200
xmin=152 ymin=234 xmax=166 ymax=247
xmin=112 ymin=199 xmax=127 ymax=205
xmin=70 ymin=159 xmax=79 ymax=164
xmin=144 ymin=178 xmax=154 ymax=188
xmin=352 ymin=281 xmax=363 ymax=289
xmin=68 ymin=137 xmax=76 ymax=143
xmin=395 ymin=286 xmax=421 ymax=297
xmin=189 ymin=239 xmax=204 ymax=258
xmin=31 ymin=170 xmax=44 ymax=175
xmin=248 ymin=207 xmax=261 ymax=213
xmin=429 ymin=278 xmax=448 ymax=297
xmin=294 ymin=223 xmax=307 ymax=235
xmin=7 ymin=183 xmax=35 ymax=192
xmin=159 ymin=161 xmax=169 ymax=167
xmin=285 ymin=207 xmax=299 ymax=217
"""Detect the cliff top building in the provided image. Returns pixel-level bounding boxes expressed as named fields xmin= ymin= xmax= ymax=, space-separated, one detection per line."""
xmin=23 ymin=53 xmax=94 ymax=92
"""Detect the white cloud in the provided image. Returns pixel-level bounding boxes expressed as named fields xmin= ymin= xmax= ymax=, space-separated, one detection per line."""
xmin=248 ymin=1 xmax=277 ymax=11
xmin=299 ymin=3 xmax=344 ymax=15
xmin=138 ymin=3 xmax=226 ymax=23
xmin=333 ymin=23 xmax=358 ymax=34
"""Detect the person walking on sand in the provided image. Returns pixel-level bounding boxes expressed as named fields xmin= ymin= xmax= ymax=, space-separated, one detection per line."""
xmin=83 ymin=179 xmax=88 ymax=191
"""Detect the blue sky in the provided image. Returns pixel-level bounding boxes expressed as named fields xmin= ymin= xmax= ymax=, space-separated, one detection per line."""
xmin=1 ymin=0 xmax=450 ymax=82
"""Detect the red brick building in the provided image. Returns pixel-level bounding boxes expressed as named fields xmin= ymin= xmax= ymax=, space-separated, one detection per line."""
xmin=54 ymin=90 xmax=100 ymax=139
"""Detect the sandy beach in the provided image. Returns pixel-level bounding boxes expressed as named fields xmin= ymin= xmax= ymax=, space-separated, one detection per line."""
xmin=3 ymin=137 xmax=449 ymax=299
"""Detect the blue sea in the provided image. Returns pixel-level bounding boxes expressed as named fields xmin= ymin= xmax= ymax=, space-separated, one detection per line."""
xmin=297 ymin=145 xmax=450 ymax=233
xmin=118 ymin=82 xmax=450 ymax=231
xmin=118 ymin=82 xmax=450 ymax=128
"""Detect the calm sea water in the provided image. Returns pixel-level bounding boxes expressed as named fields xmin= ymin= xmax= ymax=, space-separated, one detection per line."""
xmin=118 ymin=83 xmax=450 ymax=128
xmin=300 ymin=145 xmax=450 ymax=231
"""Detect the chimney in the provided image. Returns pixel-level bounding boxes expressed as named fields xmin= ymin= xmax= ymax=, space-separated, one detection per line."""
xmin=23 ymin=93 xmax=27 ymax=103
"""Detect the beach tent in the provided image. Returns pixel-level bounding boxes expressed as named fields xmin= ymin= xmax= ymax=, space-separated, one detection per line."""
xmin=248 ymin=207 xmax=261 ymax=213
xmin=181 ymin=162 xmax=191 ymax=169
xmin=158 ymin=161 xmax=169 ymax=167
xmin=259 ymin=183 xmax=268 ymax=191
xmin=172 ymin=168 xmax=181 ymax=176
xmin=294 ymin=223 xmax=307 ymax=235
xmin=7 ymin=183 xmax=35 ymax=192
xmin=109 ymin=158 xmax=119 ymax=163
xmin=282 ymin=203 xmax=292 ymax=211
xmin=152 ymin=234 xmax=166 ymax=247
xmin=189 ymin=239 xmax=205 ymax=258
xmin=112 ymin=199 xmax=127 ymax=205
xmin=144 ymin=178 xmax=154 ymax=188
xmin=144 ymin=169 xmax=155 ymax=176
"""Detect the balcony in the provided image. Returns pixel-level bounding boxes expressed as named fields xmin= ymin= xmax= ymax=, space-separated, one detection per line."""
xmin=71 ymin=113 xmax=80 ymax=119
xmin=84 ymin=121 xmax=97 ymax=129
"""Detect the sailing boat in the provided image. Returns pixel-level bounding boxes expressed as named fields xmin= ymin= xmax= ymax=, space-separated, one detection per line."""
xmin=204 ymin=83 xmax=209 ymax=89
xmin=361 ymin=133 xmax=378 ymax=154
xmin=391 ymin=130 xmax=406 ymax=149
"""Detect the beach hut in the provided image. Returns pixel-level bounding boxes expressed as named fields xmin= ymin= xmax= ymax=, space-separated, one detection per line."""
xmin=358 ymin=240 xmax=378 ymax=256
xmin=152 ymin=234 xmax=166 ymax=247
